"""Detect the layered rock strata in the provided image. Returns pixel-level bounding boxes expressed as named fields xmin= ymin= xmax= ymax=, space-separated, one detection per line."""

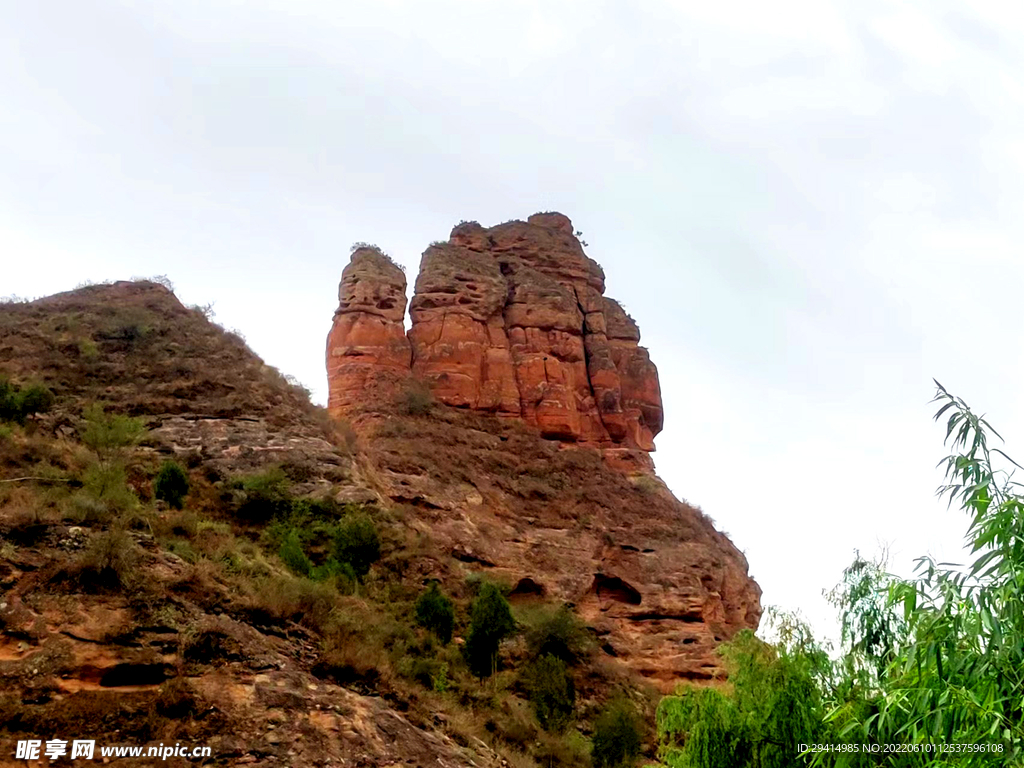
xmin=325 ymin=248 xmax=412 ymax=413
xmin=326 ymin=214 xmax=663 ymax=453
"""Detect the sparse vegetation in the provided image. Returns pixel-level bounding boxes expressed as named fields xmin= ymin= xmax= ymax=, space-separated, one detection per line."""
xmin=0 ymin=279 xmax=670 ymax=768
xmin=53 ymin=527 xmax=141 ymax=594
xmin=398 ymin=380 xmax=434 ymax=416
xmin=349 ymin=242 xmax=405 ymax=271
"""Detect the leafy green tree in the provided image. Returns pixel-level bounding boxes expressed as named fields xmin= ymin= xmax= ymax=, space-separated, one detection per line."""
xmin=526 ymin=653 xmax=575 ymax=733
xmin=592 ymin=697 xmax=643 ymax=768
xmin=657 ymin=616 xmax=828 ymax=768
xmin=74 ymin=404 xmax=146 ymax=517
xmin=154 ymin=460 xmax=190 ymax=509
xmin=332 ymin=514 xmax=381 ymax=580
xmin=825 ymin=552 xmax=906 ymax=682
xmin=415 ymin=582 xmax=455 ymax=644
xmin=821 ymin=382 xmax=1024 ymax=765
xmin=464 ymin=582 xmax=516 ymax=678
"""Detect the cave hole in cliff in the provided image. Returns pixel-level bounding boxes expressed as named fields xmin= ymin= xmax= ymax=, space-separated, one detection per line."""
xmin=508 ymin=577 xmax=545 ymax=599
xmin=100 ymin=663 xmax=168 ymax=688
xmin=589 ymin=574 xmax=642 ymax=605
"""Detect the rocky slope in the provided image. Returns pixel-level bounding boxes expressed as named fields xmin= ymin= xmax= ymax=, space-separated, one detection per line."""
xmin=325 ymin=214 xmax=761 ymax=687
xmin=0 ymin=264 xmax=760 ymax=767
xmin=326 ymin=214 xmax=663 ymax=461
xmin=1 ymin=282 xmax=510 ymax=767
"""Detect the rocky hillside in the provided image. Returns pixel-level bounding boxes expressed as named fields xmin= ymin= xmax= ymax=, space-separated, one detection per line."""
xmin=327 ymin=213 xmax=761 ymax=687
xmin=0 ymin=232 xmax=759 ymax=767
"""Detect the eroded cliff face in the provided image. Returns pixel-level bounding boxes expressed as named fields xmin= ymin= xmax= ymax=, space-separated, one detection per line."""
xmin=326 ymin=213 xmax=663 ymax=455
xmin=325 ymin=248 xmax=412 ymax=413
xmin=325 ymin=215 xmax=762 ymax=689
xmin=360 ymin=407 xmax=764 ymax=690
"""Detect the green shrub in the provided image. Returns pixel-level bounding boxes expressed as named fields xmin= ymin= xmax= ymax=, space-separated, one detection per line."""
xmin=80 ymin=404 xmax=146 ymax=458
xmin=406 ymin=657 xmax=448 ymax=690
xmin=234 ymin=467 xmax=291 ymax=522
xmin=332 ymin=514 xmax=381 ymax=580
xmin=464 ymin=582 xmax=516 ymax=678
xmin=278 ymin=529 xmax=313 ymax=577
xmin=310 ymin=558 xmax=356 ymax=590
xmin=0 ymin=379 xmax=54 ymax=424
xmin=592 ymin=698 xmax=642 ymax=768
xmin=15 ymin=383 xmax=54 ymax=420
xmin=525 ymin=605 xmax=593 ymax=665
xmin=415 ymin=582 xmax=455 ymax=644
xmin=526 ymin=654 xmax=576 ymax=733
xmin=399 ymin=382 xmax=433 ymax=416
xmin=81 ymin=463 xmax=138 ymax=514
xmin=154 ymin=460 xmax=190 ymax=509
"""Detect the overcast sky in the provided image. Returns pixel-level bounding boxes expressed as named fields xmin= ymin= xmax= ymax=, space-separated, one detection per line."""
xmin=5 ymin=0 xmax=1024 ymax=643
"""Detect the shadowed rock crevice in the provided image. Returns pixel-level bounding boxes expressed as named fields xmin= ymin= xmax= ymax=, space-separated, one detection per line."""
xmin=589 ymin=574 xmax=643 ymax=605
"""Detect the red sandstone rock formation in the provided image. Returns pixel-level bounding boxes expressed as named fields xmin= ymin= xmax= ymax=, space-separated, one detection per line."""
xmin=321 ymin=219 xmax=762 ymax=687
xmin=326 ymin=248 xmax=411 ymax=413
xmin=327 ymin=215 xmax=664 ymax=454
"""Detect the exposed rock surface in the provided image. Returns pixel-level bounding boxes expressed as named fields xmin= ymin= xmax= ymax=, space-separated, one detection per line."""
xmin=320 ymin=215 xmax=760 ymax=687
xmin=361 ymin=407 xmax=762 ymax=691
xmin=0 ymin=274 xmax=760 ymax=768
xmin=0 ymin=531 xmax=506 ymax=768
xmin=325 ymin=249 xmax=412 ymax=414
xmin=327 ymin=214 xmax=664 ymax=453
